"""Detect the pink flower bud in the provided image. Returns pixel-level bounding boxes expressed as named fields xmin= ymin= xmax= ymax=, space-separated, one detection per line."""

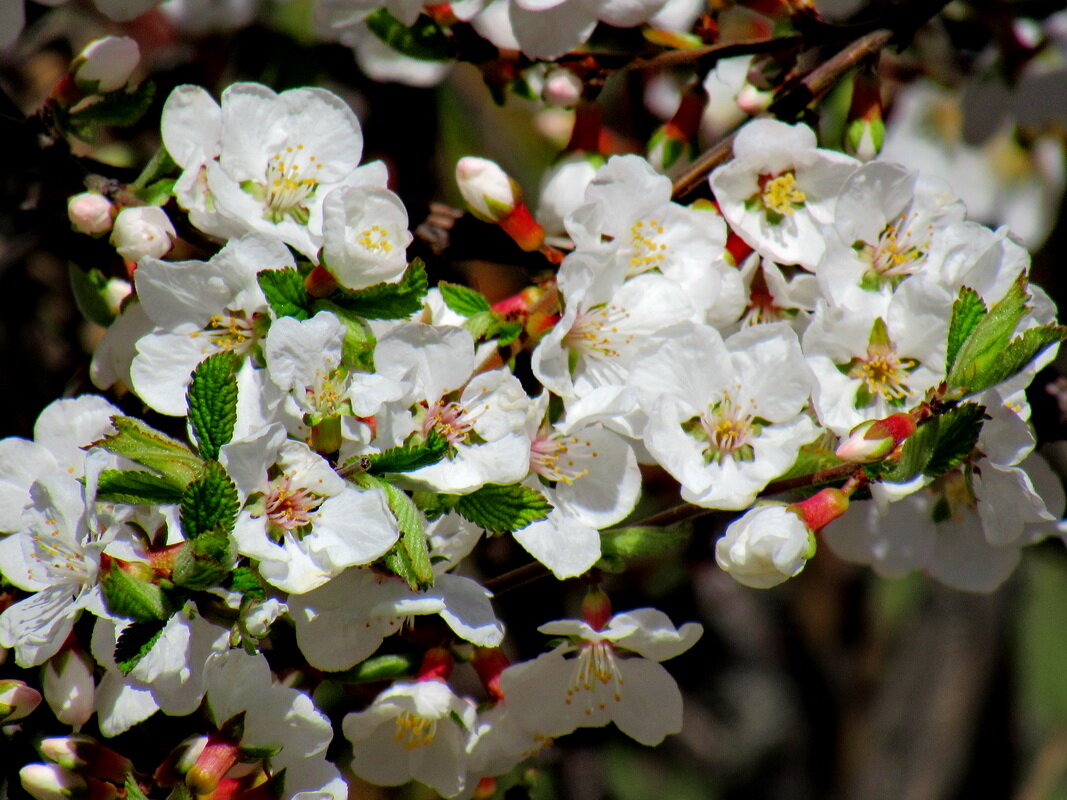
xmin=43 ymin=649 xmax=95 ymax=728
xmin=580 ymin=588 xmax=612 ymax=631
xmin=40 ymin=736 xmax=132 ymax=784
xmin=791 ymin=488 xmax=850 ymax=533
xmin=542 ymin=68 xmax=583 ymax=108
xmin=0 ymin=679 xmax=42 ymax=724
xmin=20 ymin=765 xmax=87 ymax=800
xmin=74 ymin=37 xmax=140 ymax=94
xmin=186 ymin=735 xmax=240 ymax=796
xmin=416 ymin=647 xmax=455 ymax=682
xmin=835 ymin=413 xmax=916 ymax=463
xmin=472 ymin=648 xmax=510 ymax=702
xmin=456 ymin=157 xmax=519 ymax=223
xmin=67 ymin=193 xmax=115 ymax=235
xmin=111 ymin=207 xmax=176 ymax=263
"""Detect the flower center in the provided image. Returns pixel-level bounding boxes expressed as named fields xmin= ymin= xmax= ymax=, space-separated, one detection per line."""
xmin=760 ymin=171 xmax=806 ymax=217
xmin=627 ymin=219 xmax=668 ymax=276
xmin=530 ymin=432 xmax=595 ymax=484
xmin=846 ymin=348 xmax=918 ymax=406
xmin=355 ymin=225 xmax=394 ymax=255
xmin=423 ymin=400 xmax=481 ymax=445
xmin=565 ymin=642 xmax=624 ymax=712
xmin=191 ymin=311 xmax=259 ymax=355
xmin=304 ymin=367 xmax=349 ymax=417
xmin=393 ymin=712 xmax=436 ymax=750
xmin=862 ymin=212 xmax=932 ymax=285
xmin=29 ymin=520 xmax=95 ymax=585
xmin=246 ymin=143 xmax=323 ymax=224
xmin=687 ymin=392 xmax=760 ymax=464
xmin=264 ymin=475 xmax=323 ymax=531
xmin=564 ymin=304 xmax=633 ymax=362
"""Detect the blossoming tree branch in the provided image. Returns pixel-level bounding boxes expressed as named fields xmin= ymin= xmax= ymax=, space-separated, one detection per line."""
xmin=2 ymin=0 xmax=1066 ymax=797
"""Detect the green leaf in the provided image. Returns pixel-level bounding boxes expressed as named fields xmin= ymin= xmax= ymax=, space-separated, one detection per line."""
xmin=130 ymin=146 xmax=178 ymax=192
xmin=187 ymin=352 xmax=239 ymax=460
xmin=946 ymin=275 xmax=1029 ymax=393
xmin=354 ymin=474 xmax=434 ymax=589
xmin=771 ymin=441 xmax=846 ymax=483
xmin=454 ymin=484 xmax=551 ymax=532
xmin=945 ymin=286 xmax=987 ymax=373
xmin=311 ymin=300 xmax=377 ymax=372
xmin=350 ymin=430 xmax=451 ymax=476
xmin=332 ymin=652 xmax=420 ymax=682
xmin=258 ymin=268 xmax=311 ymax=320
xmin=101 ymin=562 xmax=170 ymax=623
xmin=68 ymin=264 xmax=115 ymax=327
xmin=114 ymin=620 xmax=167 ymax=676
xmin=124 ymin=775 xmax=148 ymax=800
xmin=172 ymin=533 xmax=236 ymax=591
xmin=66 ymin=82 xmax=156 ymax=128
xmin=179 ymin=461 xmax=239 ymax=539
xmin=365 ymin=9 xmax=452 ymax=61
xmin=329 ymin=260 xmax=428 ymax=320
xmin=959 ymin=325 xmax=1067 ymax=395
xmin=93 ymin=417 xmax=202 ymax=488
xmin=463 ymin=310 xmax=523 ymax=345
xmin=598 ymin=525 xmax=690 ymax=572
xmin=439 ymin=282 xmax=491 ymax=317
xmin=96 ymin=469 xmax=186 ymax=505
xmin=228 ymin=567 xmax=266 ymax=602
xmin=137 ymin=178 xmax=176 ymax=207
xmin=882 ymin=403 xmax=986 ymax=483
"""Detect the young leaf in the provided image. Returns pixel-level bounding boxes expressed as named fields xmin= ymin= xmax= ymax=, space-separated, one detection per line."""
xmin=172 ymin=533 xmax=235 ymax=591
xmin=258 ymin=268 xmax=311 ymax=320
xmin=598 ymin=525 xmax=690 ymax=572
xmin=101 ymin=561 xmax=170 ymax=622
xmin=114 ymin=620 xmax=167 ymax=676
xmin=187 ymin=352 xmax=239 ymax=460
xmin=380 ymin=481 xmax=434 ymax=590
xmin=93 ymin=416 xmax=202 ymax=488
xmin=454 ymin=484 xmax=551 ymax=532
xmin=959 ymin=325 xmax=1067 ymax=395
xmin=96 ymin=469 xmax=186 ymax=505
xmin=439 ymin=282 xmax=491 ymax=317
xmin=228 ymin=567 xmax=266 ymax=602
xmin=65 ymin=82 xmax=156 ymax=128
xmin=945 ymin=286 xmax=986 ymax=373
xmin=882 ymin=403 xmax=986 ymax=483
xmin=946 ymin=275 xmax=1028 ymax=393
xmin=329 ymin=259 xmax=428 ymax=320
xmin=350 ymin=430 xmax=450 ymax=476
xmin=69 ymin=264 xmax=116 ymax=327
xmin=365 ymin=9 xmax=452 ymax=61
xmin=333 ymin=653 xmax=420 ymax=682
xmin=124 ymin=775 xmax=149 ymax=800
xmin=179 ymin=461 xmax=239 ymax=539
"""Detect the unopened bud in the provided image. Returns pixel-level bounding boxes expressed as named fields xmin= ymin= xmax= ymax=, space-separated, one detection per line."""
xmin=836 ymin=413 xmax=916 ymax=463
xmin=43 ymin=649 xmax=95 ymax=728
xmin=68 ymin=193 xmax=115 ymax=235
xmin=73 ymin=37 xmax=140 ymax=94
xmin=791 ymin=488 xmax=850 ymax=533
xmin=456 ymin=157 xmax=519 ymax=223
xmin=542 ymin=68 xmax=583 ymax=108
xmin=0 ymin=679 xmax=42 ymax=723
xmin=716 ymin=503 xmax=817 ymax=589
xmin=647 ymin=85 xmax=707 ymax=172
xmin=472 ymin=648 xmax=510 ymax=702
xmin=844 ymin=68 xmax=884 ymax=161
xmin=186 ymin=735 xmax=240 ymax=796
xmin=580 ymin=587 xmax=612 ymax=631
xmin=40 ymin=736 xmax=132 ymax=784
xmin=111 ymin=207 xmax=176 ymax=263
xmin=20 ymin=765 xmax=87 ymax=800
xmin=416 ymin=647 xmax=454 ymax=682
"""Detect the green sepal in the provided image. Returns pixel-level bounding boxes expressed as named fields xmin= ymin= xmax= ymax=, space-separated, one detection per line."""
xmin=114 ymin=619 xmax=167 ymax=676
xmin=311 ymin=300 xmax=377 ymax=372
xmin=179 ymin=461 xmax=239 ymax=539
xmin=439 ymin=282 xmax=491 ymax=317
xmin=187 ymin=352 xmax=239 ymax=461
xmin=228 ymin=567 xmax=267 ymax=602
xmin=355 ymin=474 xmax=434 ymax=590
xmin=101 ymin=561 xmax=171 ymax=623
xmin=882 ymin=403 xmax=986 ymax=484
xmin=771 ymin=441 xmax=846 ymax=483
xmin=92 ymin=417 xmax=202 ymax=489
xmin=69 ymin=264 xmax=115 ymax=326
xmin=945 ymin=286 xmax=988 ymax=374
xmin=328 ymin=260 xmax=428 ymax=320
xmin=453 ymin=484 xmax=551 ymax=532
xmin=597 ymin=525 xmax=690 ymax=572
xmin=332 ymin=652 xmax=420 ymax=683
xmin=137 ymin=179 xmax=176 ymax=206
xmin=347 ymin=429 xmax=450 ymax=476
xmin=125 ymin=776 xmax=149 ymax=800
xmin=172 ymin=532 xmax=236 ymax=591
xmin=365 ymin=9 xmax=452 ymax=61
xmin=96 ymin=469 xmax=186 ymax=506
xmin=257 ymin=268 xmax=311 ymax=320
xmin=130 ymin=146 xmax=178 ymax=192
xmin=946 ymin=275 xmax=1029 ymax=394
xmin=237 ymin=745 xmax=282 ymax=762
xmin=464 ymin=310 xmax=522 ymax=345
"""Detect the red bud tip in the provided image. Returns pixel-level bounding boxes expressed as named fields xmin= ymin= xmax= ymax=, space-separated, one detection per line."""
xmin=498 ymin=202 xmax=546 ymax=252
xmin=792 ymin=488 xmax=850 ymax=533
xmin=186 ymin=736 xmax=239 ymax=796
xmin=581 ymin=588 xmax=612 ymax=632
xmin=472 ymin=648 xmax=511 ymax=702
xmin=304 ymin=265 xmax=338 ymax=299
xmin=416 ymin=648 xmax=454 ymax=682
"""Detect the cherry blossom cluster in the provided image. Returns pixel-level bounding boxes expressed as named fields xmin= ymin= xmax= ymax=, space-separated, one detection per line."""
xmin=2 ymin=59 xmax=1065 ymax=800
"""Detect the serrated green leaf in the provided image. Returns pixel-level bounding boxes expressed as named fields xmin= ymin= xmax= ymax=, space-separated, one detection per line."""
xmin=228 ymin=567 xmax=266 ymax=601
xmin=495 ymin=321 xmax=523 ymax=346
xmin=365 ymin=9 xmax=452 ymax=61
xmin=179 ymin=461 xmax=239 ymax=539
xmin=114 ymin=620 xmax=167 ymax=676
xmin=329 ymin=260 xmax=428 ymax=320
xmin=172 ymin=533 xmax=236 ymax=591
xmin=598 ymin=525 xmax=690 ymax=572
xmin=352 ymin=430 xmax=450 ymax=476
xmin=187 ymin=352 xmax=239 ymax=460
xmin=945 ymin=286 xmax=987 ymax=373
xmin=960 ymin=325 xmax=1067 ymax=395
xmin=124 ymin=775 xmax=148 ymax=800
xmin=93 ymin=416 xmax=202 ymax=488
xmin=101 ymin=562 xmax=170 ymax=622
xmin=66 ymin=82 xmax=155 ymax=128
xmin=440 ymin=282 xmax=491 ymax=317
xmin=96 ymin=469 xmax=186 ymax=505
xmin=382 ymin=482 xmax=434 ymax=589
xmin=454 ymin=484 xmax=551 ymax=532
xmin=411 ymin=490 xmax=458 ymax=520
xmin=311 ymin=300 xmax=376 ymax=372
xmin=882 ymin=403 xmax=986 ymax=483
xmin=258 ymin=268 xmax=311 ymax=320
xmin=333 ymin=652 xmax=420 ymax=682
xmin=69 ymin=264 xmax=115 ymax=327
xmin=947 ymin=274 xmax=1029 ymax=393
